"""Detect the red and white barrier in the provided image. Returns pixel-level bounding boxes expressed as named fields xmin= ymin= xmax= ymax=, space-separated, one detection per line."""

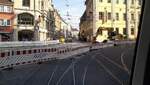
xmin=0 ymin=44 xmax=74 ymax=69
xmin=0 ymin=41 xmax=134 ymax=70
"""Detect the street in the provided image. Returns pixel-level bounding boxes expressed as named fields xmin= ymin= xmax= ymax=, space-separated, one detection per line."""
xmin=0 ymin=44 xmax=135 ymax=85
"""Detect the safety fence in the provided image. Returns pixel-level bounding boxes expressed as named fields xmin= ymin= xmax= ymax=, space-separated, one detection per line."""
xmin=0 ymin=41 xmax=135 ymax=70
xmin=0 ymin=43 xmax=91 ymax=69
xmin=0 ymin=40 xmax=60 ymax=48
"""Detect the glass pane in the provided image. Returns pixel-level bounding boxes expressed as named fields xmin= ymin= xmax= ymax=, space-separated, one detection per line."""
xmin=0 ymin=0 xmax=142 ymax=85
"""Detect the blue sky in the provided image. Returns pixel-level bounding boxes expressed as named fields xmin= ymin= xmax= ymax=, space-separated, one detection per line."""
xmin=53 ymin=0 xmax=86 ymax=28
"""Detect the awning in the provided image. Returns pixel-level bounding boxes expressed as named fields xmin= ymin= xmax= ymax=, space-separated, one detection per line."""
xmin=0 ymin=13 xmax=15 ymax=19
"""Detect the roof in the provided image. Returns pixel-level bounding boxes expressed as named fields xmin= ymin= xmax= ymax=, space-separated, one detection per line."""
xmin=0 ymin=0 xmax=13 ymax=5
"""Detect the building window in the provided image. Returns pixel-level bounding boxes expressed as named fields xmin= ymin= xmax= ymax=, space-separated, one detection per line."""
xmin=131 ymin=13 xmax=134 ymax=20
xmin=123 ymin=0 xmax=126 ymax=4
xmin=6 ymin=6 xmax=12 ymax=13
xmin=116 ymin=13 xmax=119 ymax=20
xmin=108 ymin=0 xmax=111 ymax=3
xmin=23 ymin=0 xmax=30 ymax=7
xmin=108 ymin=12 xmax=111 ymax=20
xmin=116 ymin=0 xmax=119 ymax=4
xmin=3 ymin=20 xmax=7 ymax=26
xmin=123 ymin=28 xmax=127 ymax=35
xmin=99 ymin=0 xmax=103 ymax=2
xmin=99 ymin=12 xmax=104 ymax=20
xmin=0 ymin=19 xmax=11 ymax=26
xmin=138 ymin=0 xmax=142 ymax=5
xmin=116 ymin=28 xmax=119 ymax=34
xmin=0 ymin=19 xmax=3 ymax=26
xmin=123 ymin=13 xmax=126 ymax=20
xmin=0 ymin=5 xmax=12 ymax=13
xmin=131 ymin=0 xmax=134 ymax=4
xmin=131 ymin=28 xmax=134 ymax=35
xmin=41 ymin=0 xmax=44 ymax=9
xmin=7 ymin=20 xmax=11 ymax=26
xmin=18 ymin=13 xmax=34 ymax=25
xmin=0 ymin=5 xmax=4 ymax=12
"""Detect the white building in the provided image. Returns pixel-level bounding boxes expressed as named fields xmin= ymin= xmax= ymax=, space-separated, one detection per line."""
xmin=13 ymin=0 xmax=53 ymax=41
xmin=71 ymin=28 xmax=79 ymax=40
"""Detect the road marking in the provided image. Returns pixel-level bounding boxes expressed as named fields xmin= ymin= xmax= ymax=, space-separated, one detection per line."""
xmin=72 ymin=62 xmax=76 ymax=85
xmin=23 ymin=65 xmax=41 ymax=85
xmin=120 ymin=52 xmax=130 ymax=74
xmin=47 ymin=64 xmax=58 ymax=85
xmin=95 ymin=58 xmax=122 ymax=85
xmin=82 ymin=66 xmax=88 ymax=85
xmin=82 ymin=56 xmax=94 ymax=85
xmin=56 ymin=60 xmax=77 ymax=85
xmin=99 ymin=52 xmax=127 ymax=72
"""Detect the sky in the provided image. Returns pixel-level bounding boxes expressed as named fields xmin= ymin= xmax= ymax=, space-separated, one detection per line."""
xmin=52 ymin=0 xmax=86 ymax=29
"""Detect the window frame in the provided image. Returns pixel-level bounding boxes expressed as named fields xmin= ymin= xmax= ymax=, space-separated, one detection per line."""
xmin=116 ymin=13 xmax=119 ymax=20
xmin=99 ymin=12 xmax=104 ymax=20
xmin=116 ymin=0 xmax=119 ymax=4
xmin=131 ymin=13 xmax=135 ymax=21
xmin=108 ymin=0 xmax=111 ymax=3
xmin=0 ymin=5 xmax=4 ymax=12
xmin=123 ymin=0 xmax=126 ymax=4
xmin=123 ymin=13 xmax=126 ymax=20
xmin=99 ymin=0 xmax=103 ymax=2
xmin=131 ymin=0 xmax=135 ymax=4
xmin=22 ymin=0 xmax=30 ymax=7
xmin=131 ymin=28 xmax=135 ymax=35
xmin=108 ymin=12 xmax=111 ymax=20
xmin=123 ymin=28 xmax=127 ymax=35
xmin=18 ymin=13 xmax=34 ymax=25
xmin=0 ymin=19 xmax=3 ymax=26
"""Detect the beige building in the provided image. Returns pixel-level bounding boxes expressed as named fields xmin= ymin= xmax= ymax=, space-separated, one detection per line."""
xmin=51 ymin=9 xmax=62 ymax=39
xmin=13 ymin=0 xmax=53 ymax=41
xmin=54 ymin=9 xmax=61 ymax=32
xmin=79 ymin=0 xmax=141 ymax=42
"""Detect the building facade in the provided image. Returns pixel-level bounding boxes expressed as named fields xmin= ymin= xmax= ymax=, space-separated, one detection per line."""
xmin=71 ymin=28 xmax=79 ymax=40
xmin=13 ymin=0 xmax=53 ymax=41
xmin=79 ymin=0 xmax=141 ymax=42
xmin=61 ymin=18 xmax=73 ymax=39
xmin=79 ymin=11 xmax=90 ymax=41
xmin=0 ymin=0 xmax=15 ymax=41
